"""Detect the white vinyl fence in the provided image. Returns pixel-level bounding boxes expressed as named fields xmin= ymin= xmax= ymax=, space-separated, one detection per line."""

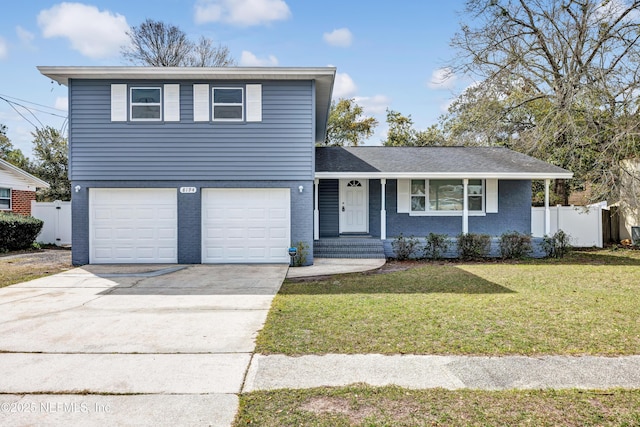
xmin=531 ymin=205 xmax=603 ymax=247
xmin=31 ymin=200 xmax=72 ymax=246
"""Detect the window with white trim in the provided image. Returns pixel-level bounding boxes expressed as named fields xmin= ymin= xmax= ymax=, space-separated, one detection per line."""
xmin=0 ymin=188 xmax=10 ymax=210
xmin=212 ymin=87 xmax=244 ymax=121
xmin=130 ymin=87 xmax=162 ymax=121
xmin=410 ymin=179 xmax=484 ymax=213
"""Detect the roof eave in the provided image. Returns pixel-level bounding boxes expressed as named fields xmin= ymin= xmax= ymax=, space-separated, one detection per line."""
xmin=314 ymin=172 xmax=574 ymax=180
xmin=0 ymin=159 xmax=50 ymax=188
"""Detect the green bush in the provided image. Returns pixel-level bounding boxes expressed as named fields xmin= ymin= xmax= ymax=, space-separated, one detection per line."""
xmin=457 ymin=233 xmax=491 ymax=260
xmin=499 ymin=231 xmax=532 ymax=259
xmin=291 ymin=241 xmax=309 ymax=267
xmin=424 ymin=232 xmax=450 ymax=259
xmin=391 ymin=233 xmax=420 ymax=260
xmin=542 ymin=230 xmax=572 ymax=258
xmin=0 ymin=213 xmax=44 ymax=251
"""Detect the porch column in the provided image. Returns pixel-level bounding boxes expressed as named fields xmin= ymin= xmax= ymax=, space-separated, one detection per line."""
xmin=544 ymin=178 xmax=551 ymax=235
xmin=462 ymin=178 xmax=469 ymax=234
xmin=313 ymin=179 xmax=320 ymax=240
xmin=380 ymin=179 xmax=387 ymax=240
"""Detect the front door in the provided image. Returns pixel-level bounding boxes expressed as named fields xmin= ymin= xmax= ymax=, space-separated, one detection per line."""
xmin=339 ymin=179 xmax=368 ymax=233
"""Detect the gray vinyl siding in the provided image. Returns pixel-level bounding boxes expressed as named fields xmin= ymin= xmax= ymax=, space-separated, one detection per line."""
xmin=68 ymin=79 xmax=315 ymax=181
xmin=385 ymin=179 xmax=532 ymax=237
xmin=71 ymin=180 xmax=313 ymax=266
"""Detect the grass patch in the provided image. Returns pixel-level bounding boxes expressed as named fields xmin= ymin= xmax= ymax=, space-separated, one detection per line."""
xmin=235 ymin=386 xmax=640 ymax=426
xmin=256 ymin=249 xmax=640 ymax=355
xmin=0 ymin=251 xmax=72 ymax=288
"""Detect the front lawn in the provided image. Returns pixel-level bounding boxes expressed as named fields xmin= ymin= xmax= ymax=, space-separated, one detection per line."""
xmin=256 ymin=249 xmax=640 ymax=355
xmin=235 ymin=386 xmax=640 ymax=426
xmin=0 ymin=250 xmax=72 ymax=288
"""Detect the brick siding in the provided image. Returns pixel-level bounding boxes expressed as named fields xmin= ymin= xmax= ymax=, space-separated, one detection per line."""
xmin=10 ymin=190 xmax=35 ymax=216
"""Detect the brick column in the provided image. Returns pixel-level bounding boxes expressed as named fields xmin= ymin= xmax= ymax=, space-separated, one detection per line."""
xmin=10 ymin=190 xmax=36 ymax=216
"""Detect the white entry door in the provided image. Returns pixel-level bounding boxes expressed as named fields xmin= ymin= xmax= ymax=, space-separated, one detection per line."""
xmin=339 ymin=179 xmax=368 ymax=233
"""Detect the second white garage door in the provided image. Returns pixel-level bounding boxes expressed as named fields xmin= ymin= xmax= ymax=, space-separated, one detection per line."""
xmin=202 ymin=188 xmax=290 ymax=263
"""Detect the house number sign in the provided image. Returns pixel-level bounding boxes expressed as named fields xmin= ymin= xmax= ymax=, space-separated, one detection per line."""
xmin=179 ymin=187 xmax=197 ymax=194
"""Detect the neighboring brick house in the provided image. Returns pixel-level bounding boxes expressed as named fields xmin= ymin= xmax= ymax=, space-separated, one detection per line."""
xmin=0 ymin=159 xmax=49 ymax=216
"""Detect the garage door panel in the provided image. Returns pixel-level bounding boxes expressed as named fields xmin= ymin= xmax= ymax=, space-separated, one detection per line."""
xmin=202 ymin=188 xmax=290 ymax=263
xmin=90 ymin=189 xmax=177 ymax=264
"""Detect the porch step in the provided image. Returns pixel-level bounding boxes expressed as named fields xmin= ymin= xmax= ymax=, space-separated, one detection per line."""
xmin=314 ymin=238 xmax=386 ymax=259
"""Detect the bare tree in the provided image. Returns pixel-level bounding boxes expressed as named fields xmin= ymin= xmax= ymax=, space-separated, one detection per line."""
xmin=122 ymin=19 xmax=235 ymax=67
xmin=445 ymin=0 xmax=640 ymax=204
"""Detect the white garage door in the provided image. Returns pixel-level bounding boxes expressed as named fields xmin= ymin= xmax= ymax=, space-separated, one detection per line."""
xmin=202 ymin=188 xmax=290 ymax=263
xmin=90 ymin=189 xmax=177 ymax=264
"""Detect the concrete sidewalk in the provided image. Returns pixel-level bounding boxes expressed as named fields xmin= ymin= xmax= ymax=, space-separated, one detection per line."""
xmin=244 ymin=354 xmax=640 ymax=391
xmin=286 ymin=258 xmax=386 ymax=278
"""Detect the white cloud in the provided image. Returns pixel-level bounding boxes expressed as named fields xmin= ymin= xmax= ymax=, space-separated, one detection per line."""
xmin=0 ymin=37 xmax=7 ymax=59
xmin=354 ymin=95 xmax=391 ymax=115
xmin=16 ymin=26 xmax=35 ymax=47
xmin=427 ymin=67 xmax=457 ymax=90
xmin=194 ymin=0 xmax=291 ymax=26
xmin=55 ymin=97 xmax=68 ymax=112
xmin=239 ymin=50 xmax=278 ymax=66
xmin=323 ymin=28 xmax=352 ymax=47
xmin=37 ymin=3 xmax=130 ymax=59
xmin=332 ymin=72 xmax=358 ymax=98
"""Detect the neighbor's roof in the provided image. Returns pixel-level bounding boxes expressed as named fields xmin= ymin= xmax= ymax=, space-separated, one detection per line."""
xmin=315 ymin=146 xmax=573 ymax=179
xmin=0 ymin=159 xmax=50 ymax=188
xmin=37 ymin=66 xmax=336 ymax=144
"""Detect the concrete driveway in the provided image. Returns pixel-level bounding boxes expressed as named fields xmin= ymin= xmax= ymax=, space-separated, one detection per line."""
xmin=0 ymin=264 xmax=287 ymax=426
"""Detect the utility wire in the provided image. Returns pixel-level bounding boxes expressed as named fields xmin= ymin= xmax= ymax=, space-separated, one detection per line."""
xmin=0 ymin=93 xmax=67 ymax=113
xmin=0 ymin=96 xmax=67 ymax=119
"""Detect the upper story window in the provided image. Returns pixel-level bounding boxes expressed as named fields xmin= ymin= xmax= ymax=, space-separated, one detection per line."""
xmin=411 ymin=179 xmax=484 ymax=213
xmin=212 ymin=87 xmax=244 ymax=121
xmin=130 ymin=87 xmax=162 ymax=121
xmin=0 ymin=188 xmax=10 ymax=210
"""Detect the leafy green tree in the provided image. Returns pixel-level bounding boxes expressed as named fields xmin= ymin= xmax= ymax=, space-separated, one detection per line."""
xmin=0 ymin=124 xmax=30 ymax=170
xmin=383 ymin=109 xmax=444 ymax=146
xmin=30 ymin=127 xmax=69 ymax=201
xmin=322 ymin=98 xmax=378 ymax=146
xmin=446 ymin=0 xmax=640 ymax=204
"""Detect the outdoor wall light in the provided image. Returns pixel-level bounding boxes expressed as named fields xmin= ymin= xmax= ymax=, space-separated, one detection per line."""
xmin=74 ymin=185 xmax=81 ymax=193
xmin=298 ymin=185 xmax=304 ymax=193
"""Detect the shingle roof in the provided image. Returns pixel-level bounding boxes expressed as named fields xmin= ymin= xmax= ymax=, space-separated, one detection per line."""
xmin=315 ymin=146 xmax=572 ymax=179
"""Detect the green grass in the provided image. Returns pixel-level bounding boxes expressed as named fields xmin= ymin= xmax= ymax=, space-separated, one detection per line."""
xmin=234 ymin=386 xmax=640 ymax=426
xmin=256 ymin=249 xmax=640 ymax=355
xmin=0 ymin=251 xmax=72 ymax=288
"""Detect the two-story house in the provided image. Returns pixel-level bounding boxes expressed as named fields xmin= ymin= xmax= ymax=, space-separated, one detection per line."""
xmin=38 ymin=66 xmax=571 ymax=266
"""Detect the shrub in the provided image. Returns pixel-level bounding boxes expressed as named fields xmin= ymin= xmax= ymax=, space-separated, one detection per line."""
xmin=541 ymin=229 xmax=572 ymax=258
xmin=0 ymin=213 xmax=44 ymax=251
xmin=424 ymin=232 xmax=450 ymax=259
xmin=457 ymin=233 xmax=491 ymax=260
xmin=391 ymin=233 xmax=420 ymax=260
xmin=499 ymin=231 xmax=532 ymax=259
xmin=291 ymin=241 xmax=309 ymax=267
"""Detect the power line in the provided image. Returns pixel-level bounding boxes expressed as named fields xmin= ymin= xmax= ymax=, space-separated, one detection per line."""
xmin=0 ymin=96 xmax=67 ymax=119
xmin=0 ymin=93 xmax=67 ymax=113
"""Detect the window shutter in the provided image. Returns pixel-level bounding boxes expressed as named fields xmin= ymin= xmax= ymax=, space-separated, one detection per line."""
xmin=246 ymin=84 xmax=262 ymax=122
xmin=164 ymin=84 xmax=180 ymax=121
xmin=397 ymin=179 xmax=410 ymax=213
xmin=486 ymin=179 xmax=498 ymax=213
xmin=193 ymin=84 xmax=209 ymax=122
xmin=111 ymin=84 xmax=127 ymax=122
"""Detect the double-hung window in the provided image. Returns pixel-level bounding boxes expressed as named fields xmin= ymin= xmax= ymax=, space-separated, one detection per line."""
xmin=130 ymin=87 xmax=162 ymax=121
xmin=0 ymin=188 xmax=10 ymax=210
xmin=212 ymin=87 xmax=244 ymax=121
xmin=410 ymin=179 xmax=484 ymax=213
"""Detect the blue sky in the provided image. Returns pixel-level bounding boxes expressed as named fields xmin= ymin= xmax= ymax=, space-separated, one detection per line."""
xmin=0 ymin=0 xmax=470 ymax=156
